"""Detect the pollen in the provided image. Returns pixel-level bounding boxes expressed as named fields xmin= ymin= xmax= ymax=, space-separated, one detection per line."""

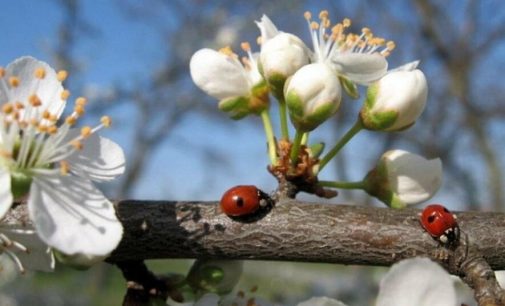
xmin=61 ymin=89 xmax=71 ymax=100
xmin=0 ymin=67 xmax=5 ymax=78
xmin=49 ymin=114 xmax=58 ymax=122
xmin=75 ymin=97 xmax=87 ymax=106
xmin=240 ymin=42 xmax=251 ymax=52
xmin=60 ymin=161 xmax=70 ymax=176
xmin=15 ymin=102 xmax=24 ymax=109
xmin=47 ymin=125 xmax=58 ymax=135
xmin=304 ymin=11 xmax=312 ymax=20
xmin=57 ymin=70 xmax=68 ymax=82
xmin=100 ymin=116 xmax=112 ymax=127
xmin=34 ymin=67 xmax=46 ymax=79
xmin=218 ymin=46 xmax=237 ymax=59
xmin=8 ymin=76 xmax=20 ymax=88
xmin=311 ymin=21 xmax=319 ymax=30
xmin=29 ymin=94 xmax=42 ymax=107
xmin=2 ymin=103 xmax=14 ymax=114
xmin=74 ymin=104 xmax=85 ymax=116
xmin=319 ymin=10 xmax=329 ymax=20
xmin=65 ymin=116 xmax=77 ymax=126
xmin=42 ymin=110 xmax=51 ymax=120
xmin=71 ymin=140 xmax=83 ymax=150
xmin=342 ymin=18 xmax=351 ymax=27
xmin=80 ymin=126 xmax=92 ymax=138
xmin=386 ymin=41 xmax=396 ymax=50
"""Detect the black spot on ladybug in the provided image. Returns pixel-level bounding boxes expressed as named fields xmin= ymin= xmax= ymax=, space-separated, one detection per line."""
xmin=234 ymin=196 xmax=244 ymax=207
xmin=427 ymin=215 xmax=435 ymax=223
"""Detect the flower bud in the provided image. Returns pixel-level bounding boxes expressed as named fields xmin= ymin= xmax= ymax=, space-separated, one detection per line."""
xmin=360 ymin=68 xmax=427 ymax=131
xmin=258 ymin=33 xmax=310 ymax=98
xmin=285 ymin=63 xmax=341 ymax=132
xmin=54 ymin=250 xmax=107 ymax=270
xmin=364 ymin=150 xmax=442 ymax=208
xmin=190 ymin=48 xmax=269 ymax=119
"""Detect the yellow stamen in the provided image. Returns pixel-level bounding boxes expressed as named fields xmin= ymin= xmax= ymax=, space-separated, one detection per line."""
xmin=57 ymin=70 xmax=68 ymax=82
xmin=74 ymin=104 xmax=85 ymax=116
xmin=8 ymin=77 xmax=20 ymax=88
xmin=319 ymin=10 xmax=329 ymax=20
xmin=0 ymin=67 xmax=5 ymax=78
xmin=75 ymin=97 xmax=87 ymax=106
xmin=37 ymin=124 xmax=48 ymax=133
xmin=30 ymin=118 xmax=38 ymax=126
xmin=47 ymin=125 xmax=58 ymax=135
xmin=80 ymin=126 xmax=92 ymax=138
xmin=2 ymin=103 xmax=13 ymax=114
xmin=71 ymin=140 xmax=83 ymax=150
xmin=218 ymin=46 xmax=236 ymax=58
xmin=15 ymin=102 xmax=24 ymax=109
xmin=311 ymin=21 xmax=319 ymax=30
xmin=256 ymin=36 xmax=262 ymax=45
xmin=386 ymin=41 xmax=396 ymax=51
xmin=61 ymin=89 xmax=71 ymax=100
xmin=29 ymin=94 xmax=42 ymax=107
xmin=361 ymin=27 xmax=371 ymax=36
xmin=60 ymin=161 xmax=70 ymax=176
xmin=304 ymin=11 xmax=312 ymax=20
xmin=65 ymin=116 xmax=77 ymax=126
xmin=42 ymin=110 xmax=51 ymax=120
xmin=0 ymin=150 xmax=12 ymax=158
xmin=100 ymin=116 xmax=112 ymax=127
xmin=49 ymin=114 xmax=58 ymax=122
xmin=34 ymin=67 xmax=46 ymax=79
xmin=240 ymin=42 xmax=251 ymax=52
xmin=342 ymin=18 xmax=351 ymax=27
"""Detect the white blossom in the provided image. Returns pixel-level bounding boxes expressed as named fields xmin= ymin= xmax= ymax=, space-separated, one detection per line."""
xmin=0 ymin=56 xmax=125 ymax=259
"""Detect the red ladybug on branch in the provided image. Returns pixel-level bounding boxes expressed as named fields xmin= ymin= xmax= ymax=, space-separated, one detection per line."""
xmin=420 ymin=204 xmax=459 ymax=244
xmin=220 ymin=185 xmax=273 ymax=222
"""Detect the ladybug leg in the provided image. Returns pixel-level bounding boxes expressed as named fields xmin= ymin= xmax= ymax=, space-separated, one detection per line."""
xmin=439 ymin=234 xmax=448 ymax=244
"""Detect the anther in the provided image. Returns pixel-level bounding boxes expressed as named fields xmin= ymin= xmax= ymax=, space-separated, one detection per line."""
xmin=218 ymin=46 xmax=236 ymax=58
xmin=100 ymin=116 xmax=112 ymax=127
xmin=15 ymin=102 xmax=24 ymax=109
xmin=319 ymin=10 xmax=329 ymax=20
xmin=0 ymin=67 xmax=5 ymax=78
xmin=80 ymin=126 xmax=92 ymax=138
xmin=49 ymin=114 xmax=58 ymax=122
xmin=386 ymin=41 xmax=396 ymax=50
xmin=29 ymin=94 xmax=42 ymax=107
xmin=74 ymin=104 xmax=85 ymax=116
xmin=2 ymin=103 xmax=14 ymax=114
xmin=71 ymin=140 xmax=83 ymax=150
xmin=42 ymin=110 xmax=51 ymax=120
xmin=240 ymin=42 xmax=251 ymax=52
xmin=8 ymin=77 xmax=20 ymax=88
xmin=47 ymin=125 xmax=58 ymax=135
xmin=304 ymin=11 xmax=312 ymax=20
xmin=60 ymin=161 xmax=70 ymax=176
xmin=65 ymin=116 xmax=77 ymax=126
xmin=342 ymin=18 xmax=351 ymax=27
xmin=61 ymin=89 xmax=71 ymax=100
xmin=57 ymin=70 xmax=68 ymax=82
xmin=34 ymin=67 xmax=46 ymax=79
xmin=311 ymin=21 xmax=319 ymax=30
xmin=75 ymin=97 xmax=87 ymax=106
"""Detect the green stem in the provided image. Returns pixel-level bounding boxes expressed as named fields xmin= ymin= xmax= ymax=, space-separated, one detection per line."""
xmin=278 ymin=98 xmax=290 ymax=140
xmin=318 ymin=180 xmax=367 ymax=190
xmin=317 ymin=120 xmax=364 ymax=173
xmin=261 ymin=109 xmax=277 ymax=165
xmin=290 ymin=130 xmax=304 ymax=166
xmin=301 ymin=132 xmax=309 ymax=145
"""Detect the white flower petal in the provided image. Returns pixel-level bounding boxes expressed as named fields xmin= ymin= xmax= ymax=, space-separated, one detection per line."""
xmin=28 ymin=174 xmax=123 ymax=256
xmin=190 ymin=48 xmax=249 ymax=100
xmin=297 ymin=297 xmax=349 ymax=306
xmin=332 ymin=53 xmax=388 ymax=85
xmin=65 ymin=131 xmax=125 ymax=182
xmin=3 ymin=56 xmax=66 ymax=120
xmin=376 ymin=258 xmax=457 ymax=306
xmin=388 ymin=60 xmax=420 ymax=73
xmin=0 ymin=170 xmax=13 ymax=219
xmin=1 ymin=225 xmax=55 ymax=272
xmin=384 ymin=150 xmax=442 ymax=205
xmin=255 ymin=14 xmax=279 ymax=43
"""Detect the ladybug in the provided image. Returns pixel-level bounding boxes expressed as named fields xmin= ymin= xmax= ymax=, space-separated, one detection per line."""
xmin=420 ymin=204 xmax=459 ymax=244
xmin=220 ymin=185 xmax=273 ymax=221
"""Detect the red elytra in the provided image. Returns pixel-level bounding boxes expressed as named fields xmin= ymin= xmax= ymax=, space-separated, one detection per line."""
xmin=420 ymin=204 xmax=458 ymax=240
xmin=220 ymin=185 xmax=262 ymax=217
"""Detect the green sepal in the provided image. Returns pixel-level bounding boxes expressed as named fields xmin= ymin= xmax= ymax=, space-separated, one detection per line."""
xmin=266 ymin=72 xmax=286 ymax=100
xmin=309 ymin=142 xmax=325 ymax=158
xmin=11 ymin=171 xmax=32 ymax=199
xmin=363 ymin=162 xmax=406 ymax=209
xmin=339 ymin=76 xmax=359 ymax=99
xmin=218 ymin=96 xmax=250 ymax=120
xmin=286 ymin=91 xmax=337 ymax=132
xmin=249 ymin=80 xmax=270 ymax=114
xmin=360 ymin=108 xmax=398 ymax=131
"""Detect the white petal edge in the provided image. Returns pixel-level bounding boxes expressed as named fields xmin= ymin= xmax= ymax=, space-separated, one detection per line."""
xmin=332 ymin=53 xmax=388 ymax=85
xmin=28 ymin=174 xmax=123 ymax=256
xmin=4 ymin=56 xmax=66 ymax=121
xmin=376 ymin=258 xmax=457 ymax=306
xmin=194 ymin=293 xmax=220 ymax=306
xmin=189 ymin=48 xmax=250 ymax=100
xmin=388 ymin=60 xmax=420 ymax=73
xmin=297 ymin=297 xmax=349 ymax=306
xmin=0 ymin=225 xmax=55 ymax=272
xmin=65 ymin=132 xmax=126 ymax=182
xmin=0 ymin=170 xmax=12 ymax=219
xmin=255 ymin=14 xmax=279 ymax=43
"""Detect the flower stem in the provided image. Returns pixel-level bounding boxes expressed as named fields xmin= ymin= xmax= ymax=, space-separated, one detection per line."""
xmin=318 ymin=180 xmax=367 ymax=190
xmin=301 ymin=132 xmax=309 ymax=145
xmin=317 ymin=120 xmax=364 ymax=173
xmin=261 ymin=109 xmax=277 ymax=165
xmin=278 ymin=98 xmax=290 ymax=140
xmin=290 ymin=130 xmax=304 ymax=166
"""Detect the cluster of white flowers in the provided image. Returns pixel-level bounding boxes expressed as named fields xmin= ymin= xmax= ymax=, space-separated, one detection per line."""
xmin=190 ymin=10 xmax=440 ymax=208
xmin=0 ymin=56 xmax=125 ymax=272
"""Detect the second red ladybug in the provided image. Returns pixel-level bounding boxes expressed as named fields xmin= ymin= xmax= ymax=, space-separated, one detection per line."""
xmin=420 ymin=204 xmax=459 ymax=244
xmin=220 ymin=185 xmax=273 ymax=221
